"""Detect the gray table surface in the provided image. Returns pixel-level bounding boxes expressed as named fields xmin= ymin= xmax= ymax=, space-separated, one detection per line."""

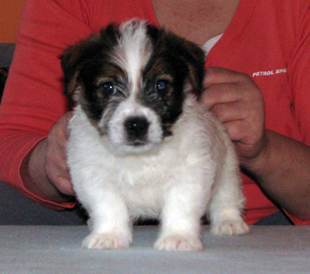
xmin=0 ymin=225 xmax=309 ymax=274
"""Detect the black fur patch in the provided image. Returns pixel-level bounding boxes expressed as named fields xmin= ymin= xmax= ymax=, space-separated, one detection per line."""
xmin=140 ymin=25 xmax=205 ymax=136
xmin=61 ymin=24 xmax=123 ymax=122
xmin=61 ymin=21 xmax=205 ymax=135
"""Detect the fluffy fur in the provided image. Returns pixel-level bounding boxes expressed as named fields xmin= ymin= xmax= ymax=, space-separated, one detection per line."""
xmin=61 ymin=19 xmax=249 ymax=252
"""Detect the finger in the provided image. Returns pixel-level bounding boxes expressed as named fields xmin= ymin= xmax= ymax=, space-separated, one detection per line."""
xmin=46 ymin=139 xmax=69 ymax=173
xmin=46 ymin=157 xmax=70 ymax=183
xmin=204 ymin=67 xmax=245 ymax=86
xmin=224 ymin=118 xmax=262 ymax=148
xmin=224 ymin=119 xmax=248 ymax=142
xmin=45 ymin=143 xmax=72 ymax=195
xmin=47 ymin=155 xmax=74 ymax=195
xmin=224 ymin=120 xmax=262 ymax=160
xmin=46 ymin=160 xmax=74 ymax=196
xmin=54 ymin=111 xmax=73 ymax=139
xmin=54 ymin=176 xmax=75 ymax=196
xmin=202 ymin=82 xmax=242 ymax=109
xmin=211 ymin=101 xmax=247 ymax=123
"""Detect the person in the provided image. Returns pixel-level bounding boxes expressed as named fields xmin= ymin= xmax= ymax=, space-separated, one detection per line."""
xmin=1 ymin=0 xmax=310 ymax=225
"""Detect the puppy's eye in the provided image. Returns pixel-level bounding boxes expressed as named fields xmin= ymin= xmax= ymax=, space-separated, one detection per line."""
xmin=156 ymin=80 xmax=170 ymax=93
xmin=100 ymin=81 xmax=116 ymax=95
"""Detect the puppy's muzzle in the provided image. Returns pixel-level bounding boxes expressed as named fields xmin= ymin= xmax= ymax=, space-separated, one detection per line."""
xmin=124 ymin=116 xmax=150 ymax=146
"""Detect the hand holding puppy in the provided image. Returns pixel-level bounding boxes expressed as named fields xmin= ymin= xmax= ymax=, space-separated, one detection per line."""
xmin=202 ymin=67 xmax=310 ymax=219
xmin=22 ymin=112 xmax=74 ymax=203
xmin=202 ymin=67 xmax=267 ymax=169
xmin=45 ymin=111 xmax=74 ymax=196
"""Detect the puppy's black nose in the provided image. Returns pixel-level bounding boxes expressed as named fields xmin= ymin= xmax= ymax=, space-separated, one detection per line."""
xmin=124 ymin=116 xmax=149 ymax=144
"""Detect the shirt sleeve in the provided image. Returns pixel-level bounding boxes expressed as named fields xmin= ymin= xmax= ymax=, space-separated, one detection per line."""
xmin=284 ymin=1 xmax=310 ymax=225
xmin=0 ymin=0 xmax=94 ymax=209
xmin=289 ymin=1 xmax=310 ymax=146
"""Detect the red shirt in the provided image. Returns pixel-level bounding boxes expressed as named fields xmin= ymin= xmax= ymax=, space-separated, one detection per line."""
xmin=1 ymin=0 xmax=310 ymax=224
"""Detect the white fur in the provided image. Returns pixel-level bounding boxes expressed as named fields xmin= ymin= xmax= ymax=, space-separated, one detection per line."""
xmin=106 ymin=96 xmax=163 ymax=154
xmin=68 ymin=94 xmax=249 ymax=251
xmin=112 ymin=20 xmax=153 ymax=96
xmin=67 ymin=20 xmax=249 ymax=252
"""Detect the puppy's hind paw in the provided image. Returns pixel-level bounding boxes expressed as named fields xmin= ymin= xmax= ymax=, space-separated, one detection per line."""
xmin=154 ymin=235 xmax=204 ymax=252
xmin=82 ymin=232 xmax=132 ymax=250
xmin=211 ymin=219 xmax=250 ymax=236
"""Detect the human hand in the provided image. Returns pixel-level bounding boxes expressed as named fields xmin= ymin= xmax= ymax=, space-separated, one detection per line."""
xmin=201 ymin=67 xmax=267 ymax=167
xmin=22 ymin=112 xmax=74 ymax=202
xmin=200 ymin=67 xmax=310 ymax=219
xmin=45 ymin=111 xmax=74 ymax=196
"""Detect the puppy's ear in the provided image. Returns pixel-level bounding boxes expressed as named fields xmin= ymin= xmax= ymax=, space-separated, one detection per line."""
xmin=180 ymin=40 xmax=206 ymax=99
xmin=60 ymin=39 xmax=89 ymax=96
xmin=163 ymin=31 xmax=206 ymax=98
xmin=60 ymin=24 xmax=120 ymax=98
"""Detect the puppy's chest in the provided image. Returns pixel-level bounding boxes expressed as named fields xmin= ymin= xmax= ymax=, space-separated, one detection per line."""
xmin=116 ymin=160 xmax=176 ymax=216
xmin=116 ymin=156 xmax=175 ymax=191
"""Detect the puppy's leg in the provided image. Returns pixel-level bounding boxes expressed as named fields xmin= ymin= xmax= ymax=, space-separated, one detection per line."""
xmin=209 ymin=151 xmax=250 ymax=236
xmin=155 ymin=170 xmax=208 ymax=252
xmin=81 ymin=189 xmax=132 ymax=250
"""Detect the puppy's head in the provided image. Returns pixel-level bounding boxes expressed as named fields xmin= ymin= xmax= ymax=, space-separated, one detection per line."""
xmin=61 ymin=19 xmax=205 ymax=154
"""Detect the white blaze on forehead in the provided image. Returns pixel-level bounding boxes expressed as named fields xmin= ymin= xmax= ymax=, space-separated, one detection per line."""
xmin=113 ymin=20 xmax=153 ymax=95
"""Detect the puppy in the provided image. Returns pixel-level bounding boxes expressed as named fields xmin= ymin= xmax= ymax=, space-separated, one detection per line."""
xmin=61 ymin=19 xmax=249 ymax=252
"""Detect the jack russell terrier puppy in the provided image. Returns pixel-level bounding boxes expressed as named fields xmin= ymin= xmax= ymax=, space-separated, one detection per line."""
xmin=61 ymin=19 xmax=249 ymax=252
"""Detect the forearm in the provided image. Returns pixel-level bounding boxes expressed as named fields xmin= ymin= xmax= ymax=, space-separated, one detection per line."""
xmin=241 ymin=130 xmax=310 ymax=220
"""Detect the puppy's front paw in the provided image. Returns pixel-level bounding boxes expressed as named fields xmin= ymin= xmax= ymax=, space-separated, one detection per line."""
xmin=82 ymin=232 xmax=132 ymax=250
xmin=211 ymin=220 xmax=250 ymax=236
xmin=154 ymin=235 xmax=204 ymax=252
